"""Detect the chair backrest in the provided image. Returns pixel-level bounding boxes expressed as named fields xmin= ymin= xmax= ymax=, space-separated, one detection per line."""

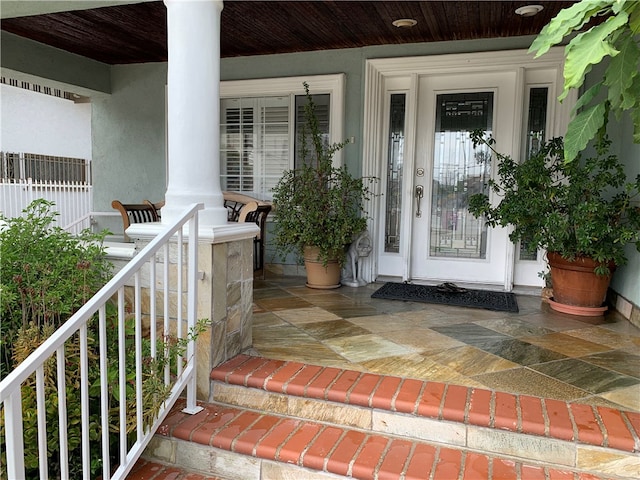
xmin=143 ymin=199 xmax=165 ymax=219
xmin=111 ymin=200 xmax=160 ymax=241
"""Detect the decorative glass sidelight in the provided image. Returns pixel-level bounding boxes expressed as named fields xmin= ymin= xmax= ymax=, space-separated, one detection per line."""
xmin=519 ymin=87 xmax=549 ymax=261
xmin=384 ymin=94 xmax=406 ymax=253
xmin=429 ymin=92 xmax=493 ymax=258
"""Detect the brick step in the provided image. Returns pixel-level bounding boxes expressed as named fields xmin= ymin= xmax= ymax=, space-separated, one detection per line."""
xmin=144 ymin=398 xmax=629 ymax=480
xmin=127 ymin=458 xmax=227 ymax=479
xmin=205 ymin=354 xmax=640 ymax=478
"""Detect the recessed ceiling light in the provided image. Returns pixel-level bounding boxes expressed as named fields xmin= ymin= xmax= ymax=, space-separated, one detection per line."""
xmin=515 ymin=5 xmax=544 ymax=17
xmin=392 ymin=18 xmax=417 ymax=28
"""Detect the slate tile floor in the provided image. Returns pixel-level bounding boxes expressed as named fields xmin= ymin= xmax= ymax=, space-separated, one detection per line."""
xmin=251 ymin=277 xmax=640 ymax=412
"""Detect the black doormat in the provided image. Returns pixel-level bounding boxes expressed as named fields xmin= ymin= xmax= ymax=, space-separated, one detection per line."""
xmin=371 ymin=282 xmax=519 ymax=313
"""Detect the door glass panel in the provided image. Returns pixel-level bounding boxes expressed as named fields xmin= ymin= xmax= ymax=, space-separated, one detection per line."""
xmin=430 ymin=92 xmax=493 ymax=258
xmin=520 ymin=87 xmax=548 ymax=261
xmin=384 ymin=94 xmax=406 ymax=253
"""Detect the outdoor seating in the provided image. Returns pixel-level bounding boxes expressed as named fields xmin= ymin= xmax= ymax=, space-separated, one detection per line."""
xmin=112 ymin=194 xmax=271 ymax=277
xmin=223 ymin=191 xmax=272 ymax=278
xmin=143 ymin=199 xmax=165 ymax=219
xmin=111 ymin=199 xmax=160 ymax=241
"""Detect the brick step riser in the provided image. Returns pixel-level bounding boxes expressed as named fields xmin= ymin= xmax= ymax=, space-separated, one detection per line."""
xmin=209 ymin=355 xmax=640 ymax=457
xmin=146 ymin=436 xmax=345 ymax=480
xmin=210 ymin=382 xmax=640 ymax=479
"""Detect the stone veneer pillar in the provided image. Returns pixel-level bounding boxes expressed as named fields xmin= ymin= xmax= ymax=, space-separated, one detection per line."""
xmin=127 ymin=222 xmax=259 ymax=401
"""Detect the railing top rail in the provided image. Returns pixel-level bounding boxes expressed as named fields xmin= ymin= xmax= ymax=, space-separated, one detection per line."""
xmin=0 ymin=203 xmax=203 ymax=401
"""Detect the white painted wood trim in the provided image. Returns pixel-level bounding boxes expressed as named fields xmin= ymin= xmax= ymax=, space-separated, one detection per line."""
xmin=363 ymin=47 xmax=570 ymax=285
xmin=220 ymin=74 xmax=346 ymax=165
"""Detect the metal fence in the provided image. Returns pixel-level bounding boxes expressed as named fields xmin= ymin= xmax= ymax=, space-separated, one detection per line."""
xmin=0 ymin=152 xmax=92 ymax=231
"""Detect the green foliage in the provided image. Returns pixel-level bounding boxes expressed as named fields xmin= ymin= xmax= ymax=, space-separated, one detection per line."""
xmin=0 ymin=199 xmax=111 ymax=378
xmin=529 ymin=0 xmax=640 ymax=161
xmin=468 ymin=131 xmax=640 ymax=276
xmin=271 ymin=82 xmax=375 ymax=266
xmin=0 ymin=200 xmax=209 ymax=478
xmin=0 ymin=200 xmax=112 ymax=478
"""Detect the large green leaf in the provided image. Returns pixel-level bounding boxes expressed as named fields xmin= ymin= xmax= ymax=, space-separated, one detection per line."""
xmin=605 ymin=31 xmax=640 ymax=112
xmin=571 ymin=82 xmax=602 ymax=115
xmin=612 ymin=0 xmax=630 ymax=14
xmin=560 ymin=13 xmax=628 ymax=100
xmin=630 ymin=3 xmax=640 ymax=33
xmin=565 ymin=103 xmax=607 ymax=162
xmin=530 ymin=0 xmax=610 ymax=57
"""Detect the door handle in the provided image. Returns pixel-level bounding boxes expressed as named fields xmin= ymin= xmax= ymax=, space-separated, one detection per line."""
xmin=415 ymin=185 xmax=424 ymax=218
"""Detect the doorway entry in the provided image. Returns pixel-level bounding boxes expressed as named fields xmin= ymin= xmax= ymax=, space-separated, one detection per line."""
xmin=365 ymin=49 xmax=573 ymax=290
xmin=410 ymin=73 xmax=516 ymax=286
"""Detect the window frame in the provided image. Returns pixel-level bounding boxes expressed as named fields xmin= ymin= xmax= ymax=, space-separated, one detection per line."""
xmin=220 ymin=73 xmax=346 ymax=173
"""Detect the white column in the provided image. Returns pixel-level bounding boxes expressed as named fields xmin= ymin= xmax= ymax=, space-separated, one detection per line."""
xmin=163 ymin=0 xmax=227 ymax=226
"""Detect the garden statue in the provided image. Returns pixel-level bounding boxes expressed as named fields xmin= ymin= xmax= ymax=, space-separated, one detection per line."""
xmin=341 ymin=230 xmax=372 ymax=287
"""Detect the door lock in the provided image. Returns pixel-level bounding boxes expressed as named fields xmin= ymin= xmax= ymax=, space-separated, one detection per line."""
xmin=415 ymin=185 xmax=424 ymax=218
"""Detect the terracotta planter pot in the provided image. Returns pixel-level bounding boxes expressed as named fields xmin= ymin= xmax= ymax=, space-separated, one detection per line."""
xmin=303 ymin=246 xmax=341 ymax=289
xmin=547 ymin=252 xmax=614 ymax=308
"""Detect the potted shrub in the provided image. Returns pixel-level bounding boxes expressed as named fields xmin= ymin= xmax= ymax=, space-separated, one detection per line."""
xmin=271 ymin=83 xmax=374 ymax=288
xmin=468 ymin=132 xmax=640 ymax=314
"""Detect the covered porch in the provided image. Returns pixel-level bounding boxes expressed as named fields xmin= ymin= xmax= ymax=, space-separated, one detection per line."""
xmin=125 ymin=274 xmax=640 ymax=479
xmin=2 ymin=1 xmax=639 ymax=478
xmin=250 ymin=277 xmax=640 ymax=413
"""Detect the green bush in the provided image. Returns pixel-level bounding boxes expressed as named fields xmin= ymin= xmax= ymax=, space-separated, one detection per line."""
xmin=0 ymin=200 xmax=209 ymax=478
xmin=1 ymin=199 xmax=111 ymax=377
xmin=468 ymin=133 xmax=640 ymax=275
xmin=0 ymin=200 xmax=111 ymax=478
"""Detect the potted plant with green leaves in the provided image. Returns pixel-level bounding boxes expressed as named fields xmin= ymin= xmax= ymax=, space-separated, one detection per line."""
xmin=271 ymin=82 xmax=374 ymax=288
xmin=468 ymin=131 xmax=640 ymax=315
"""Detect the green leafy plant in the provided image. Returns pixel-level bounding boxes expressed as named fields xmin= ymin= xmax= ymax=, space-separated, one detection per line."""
xmin=271 ymin=82 xmax=375 ymax=266
xmin=468 ymin=131 xmax=640 ymax=275
xmin=530 ymin=0 xmax=640 ymax=162
xmin=0 ymin=200 xmax=209 ymax=479
xmin=0 ymin=199 xmax=111 ymax=378
xmin=0 ymin=200 xmax=112 ymax=478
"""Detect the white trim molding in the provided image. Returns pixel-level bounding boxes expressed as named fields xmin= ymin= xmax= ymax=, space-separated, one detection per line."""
xmin=362 ymin=47 xmax=573 ymax=286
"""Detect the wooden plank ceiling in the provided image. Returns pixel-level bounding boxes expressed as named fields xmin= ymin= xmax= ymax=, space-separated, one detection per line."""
xmin=1 ymin=1 xmax=577 ymax=65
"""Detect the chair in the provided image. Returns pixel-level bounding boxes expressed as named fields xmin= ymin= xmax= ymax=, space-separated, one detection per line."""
xmin=143 ymin=199 xmax=165 ymax=219
xmin=111 ymin=200 xmax=160 ymax=241
xmin=223 ymin=192 xmax=272 ymax=278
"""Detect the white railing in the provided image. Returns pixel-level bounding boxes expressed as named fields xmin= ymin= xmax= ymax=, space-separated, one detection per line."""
xmin=0 ymin=177 xmax=93 ymax=229
xmin=63 ymin=210 xmax=121 ymax=235
xmin=0 ymin=203 xmax=204 ymax=480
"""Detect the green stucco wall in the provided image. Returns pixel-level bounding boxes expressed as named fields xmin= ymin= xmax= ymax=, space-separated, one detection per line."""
xmin=582 ymin=63 xmax=640 ymax=306
xmin=0 ymin=32 xmax=111 ymax=94
xmin=609 ymin=113 xmax=640 ymax=303
xmin=91 ymin=63 xmax=168 ymax=234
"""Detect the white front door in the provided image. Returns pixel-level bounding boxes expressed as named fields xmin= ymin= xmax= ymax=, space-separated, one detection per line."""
xmin=410 ymin=72 xmax=518 ymax=287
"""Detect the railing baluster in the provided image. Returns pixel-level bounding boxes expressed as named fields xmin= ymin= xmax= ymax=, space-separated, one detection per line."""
xmin=150 ymin=255 xmax=157 ymax=360
xmin=4 ymin=388 xmax=26 ymax=478
xmin=163 ymin=243 xmax=170 ymax=386
xmin=80 ymin=323 xmax=91 ymax=479
xmin=36 ymin=365 xmax=49 ymax=480
xmin=135 ymin=270 xmax=143 ymax=439
xmin=118 ymin=287 xmax=127 ymax=467
xmin=177 ymin=229 xmax=184 ymax=378
xmin=99 ymin=304 xmax=111 ymax=479
xmin=56 ymin=345 xmax=69 ymax=479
